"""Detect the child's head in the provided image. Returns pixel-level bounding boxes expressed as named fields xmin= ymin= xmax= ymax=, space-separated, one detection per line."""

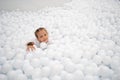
xmin=35 ymin=27 xmax=48 ymax=43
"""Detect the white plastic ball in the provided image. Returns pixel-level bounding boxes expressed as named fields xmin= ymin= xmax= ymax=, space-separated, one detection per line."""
xmin=60 ymin=70 xmax=68 ymax=79
xmin=84 ymin=75 xmax=94 ymax=80
xmin=39 ymin=57 xmax=50 ymax=66
xmin=1 ymin=62 xmax=13 ymax=74
xmin=106 ymin=50 xmax=114 ymax=57
xmin=23 ymin=61 xmax=34 ymax=76
xmin=5 ymin=52 xmax=15 ymax=60
xmin=63 ymin=73 xmax=74 ymax=80
xmin=0 ymin=74 xmax=7 ymax=80
xmin=110 ymin=56 xmax=120 ymax=70
xmin=49 ymin=60 xmax=64 ymax=76
xmin=64 ymin=61 xmax=76 ymax=73
xmin=41 ymin=66 xmax=50 ymax=77
xmin=24 ymin=66 xmax=34 ymax=76
xmin=40 ymin=42 xmax=47 ymax=50
xmin=51 ymin=75 xmax=61 ymax=80
xmin=75 ymin=64 xmax=85 ymax=71
xmin=34 ymin=79 xmax=41 ymax=80
xmin=16 ymin=74 xmax=27 ymax=80
xmin=41 ymin=77 xmax=49 ymax=80
xmin=12 ymin=59 xmax=23 ymax=69
xmin=25 ymin=53 xmax=33 ymax=60
xmin=97 ymin=50 xmax=106 ymax=57
xmin=98 ymin=65 xmax=113 ymax=78
xmin=112 ymin=73 xmax=120 ymax=80
xmin=7 ymin=70 xmax=17 ymax=80
xmin=16 ymin=69 xmax=23 ymax=74
xmin=73 ymin=70 xmax=84 ymax=80
xmin=71 ymin=52 xmax=82 ymax=64
xmin=102 ymin=56 xmax=112 ymax=65
xmin=32 ymin=68 xmax=41 ymax=79
xmin=101 ymin=78 xmax=110 ymax=80
xmin=46 ymin=49 xmax=56 ymax=59
xmin=84 ymin=63 xmax=98 ymax=75
xmin=14 ymin=53 xmax=24 ymax=60
xmin=33 ymin=48 xmax=43 ymax=55
xmin=30 ymin=58 xmax=40 ymax=68
xmin=80 ymin=58 xmax=89 ymax=66
xmin=93 ymin=55 xmax=102 ymax=65
xmin=0 ymin=57 xmax=7 ymax=65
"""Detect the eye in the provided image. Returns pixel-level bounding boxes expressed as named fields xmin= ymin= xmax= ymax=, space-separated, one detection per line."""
xmin=44 ymin=34 xmax=46 ymax=36
xmin=40 ymin=35 xmax=43 ymax=38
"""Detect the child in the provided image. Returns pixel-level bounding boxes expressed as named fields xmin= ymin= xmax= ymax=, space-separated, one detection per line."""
xmin=26 ymin=27 xmax=48 ymax=51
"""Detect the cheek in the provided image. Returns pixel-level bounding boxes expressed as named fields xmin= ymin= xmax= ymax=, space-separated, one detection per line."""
xmin=40 ymin=38 xmax=44 ymax=41
xmin=37 ymin=38 xmax=42 ymax=42
xmin=46 ymin=36 xmax=48 ymax=39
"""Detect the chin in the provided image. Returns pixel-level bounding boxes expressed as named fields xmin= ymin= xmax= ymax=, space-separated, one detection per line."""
xmin=45 ymin=41 xmax=48 ymax=43
xmin=42 ymin=40 xmax=48 ymax=43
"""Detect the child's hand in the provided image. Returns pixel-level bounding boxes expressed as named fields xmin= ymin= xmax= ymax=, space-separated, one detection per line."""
xmin=26 ymin=42 xmax=35 ymax=52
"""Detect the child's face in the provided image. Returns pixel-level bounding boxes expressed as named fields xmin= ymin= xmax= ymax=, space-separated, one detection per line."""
xmin=37 ymin=29 xmax=48 ymax=43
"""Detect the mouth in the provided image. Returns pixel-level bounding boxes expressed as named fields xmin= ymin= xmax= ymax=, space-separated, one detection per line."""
xmin=44 ymin=39 xmax=48 ymax=43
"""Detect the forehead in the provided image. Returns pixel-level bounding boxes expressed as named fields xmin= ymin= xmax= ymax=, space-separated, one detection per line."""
xmin=37 ymin=29 xmax=47 ymax=35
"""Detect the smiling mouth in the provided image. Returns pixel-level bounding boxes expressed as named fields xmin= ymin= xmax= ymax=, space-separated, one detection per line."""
xmin=44 ymin=39 xmax=48 ymax=42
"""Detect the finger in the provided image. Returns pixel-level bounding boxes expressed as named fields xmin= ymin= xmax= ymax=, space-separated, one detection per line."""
xmin=27 ymin=47 xmax=31 ymax=52
xmin=31 ymin=47 xmax=34 ymax=51
xmin=26 ymin=47 xmax=29 ymax=52
xmin=30 ymin=47 xmax=33 ymax=51
xmin=33 ymin=47 xmax=35 ymax=50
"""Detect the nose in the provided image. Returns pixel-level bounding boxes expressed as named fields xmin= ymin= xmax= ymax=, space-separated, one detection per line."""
xmin=43 ymin=36 xmax=46 ymax=40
